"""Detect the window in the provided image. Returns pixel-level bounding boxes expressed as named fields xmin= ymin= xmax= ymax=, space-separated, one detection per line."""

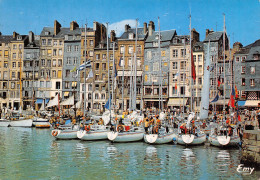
xmin=96 ymin=54 xmax=100 ymax=60
xmin=172 ymin=87 xmax=177 ymax=95
xmin=102 ymin=54 xmax=106 ymax=59
xmin=128 ymin=46 xmax=133 ymax=54
xmin=180 ymin=61 xmax=186 ymax=70
xmin=219 ymin=66 xmax=223 ymax=74
xmin=181 ymin=49 xmax=186 ymax=57
xmin=89 ymin=51 xmax=93 ymax=57
xmin=241 ymin=78 xmax=245 ymax=86
xmin=120 ymin=46 xmax=125 ymax=54
xmin=59 ymin=49 xmax=62 ymax=56
xmin=147 ymin=51 xmax=152 ymax=60
xmin=47 ymin=60 xmax=51 ymax=67
xmin=128 ymin=33 xmax=134 ymax=39
xmin=47 ymin=39 xmax=52 ymax=46
xmin=250 ymin=79 xmax=255 ymax=86
xmin=54 ymin=82 xmax=60 ymax=89
xmin=90 ymin=40 xmax=94 ymax=47
xmin=172 ymin=62 xmax=178 ymax=70
xmin=65 ymin=82 xmax=69 ymax=89
xmin=12 ymin=72 xmax=15 ymax=78
xmin=11 ymin=82 xmax=15 ymax=89
xmin=0 ymin=50 xmax=2 ymax=57
xmin=59 ymin=41 xmax=62 ymax=46
xmin=4 ymin=62 xmax=8 ymax=68
xmin=12 ymin=62 xmax=16 ymax=68
xmin=88 ymin=84 xmax=92 ymax=91
xmin=193 ymin=55 xmax=196 ymax=62
xmin=153 ymin=62 xmax=159 ymax=71
xmin=3 ymin=71 xmax=7 ymax=79
xmin=241 ymin=91 xmax=246 ymax=97
xmin=241 ymin=56 xmax=246 ymax=62
xmin=180 ymin=86 xmax=185 ymax=95
xmin=53 ymin=49 xmax=57 ymax=56
xmin=161 ymin=51 xmax=166 ymax=57
xmin=42 ymin=39 xmax=46 ymax=45
xmin=67 ymin=45 xmax=71 ymax=52
xmin=47 ymin=49 xmax=52 ymax=56
xmin=13 ymin=44 xmax=17 ymax=49
xmin=67 ymin=57 xmax=71 ymax=65
xmin=137 ymin=45 xmax=142 ymax=54
xmin=102 ymin=63 xmax=106 ymax=70
xmin=52 ymin=70 xmax=57 ymax=78
xmin=95 ymin=93 xmax=99 ymax=99
xmin=236 ymin=57 xmax=240 ymax=62
xmin=41 ymin=59 xmax=45 ymax=66
xmin=73 ymin=57 xmax=78 ymax=65
xmin=250 ymin=66 xmax=255 ymax=74
xmin=137 ymin=58 xmax=141 ymax=67
xmin=101 ymin=93 xmax=105 ymax=99
xmin=41 ymin=70 xmax=44 ymax=77
xmin=153 ymin=42 xmax=158 ymax=47
xmin=172 ymin=49 xmax=178 ymax=57
xmin=198 ymin=65 xmax=203 ymax=74
xmin=66 ymin=70 xmax=70 ymax=77
xmin=58 ymin=59 xmax=62 ymax=67
xmin=241 ymin=66 xmax=245 ymax=74
xmin=57 ymin=70 xmax=62 ymax=78
xmin=180 ymin=74 xmax=186 ymax=81
xmin=54 ymin=40 xmax=57 ymax=46
xmin=119 ymin=57 xmax=124 ymax=67
xmin=198 ymin=55 xmax=202 ymax=62
xmin=4 ymin=50 xmax=8 ymax=58
xmin=52 ymin=59 xmax=56 ymax=67
xmin=73 ymin=45 xmax=78 ymax=51
xmin=88 ymin=93 xmax=92 ymax=100
xmin=46 ymin=70 xmax=50 ymax=79
xmin=128 ymin=57 xmax=132 ymax=67
xmin=198 ymin=78 xmax=202 ymax=85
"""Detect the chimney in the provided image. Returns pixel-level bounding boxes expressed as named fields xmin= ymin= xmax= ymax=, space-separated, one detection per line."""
xmin=191 ymin=28 xmax=200 ymax=44
xmin=29 ymin=31 xmax=34 ymax=43
xmin=125 ymin=24 xmax=131 ymax=32
xmin=206 ymin=29 xmax=214 ymax=38
xmin=0 ymin=32 xmax=2 ymax=36
xmin=233 ymin=42 xmax=243 ymax=50
xmin=54 ymin=20 xmax=61 ymax=36
xmin=70 ymin=21 xmax=79 ymax=31
xmin=148 ymin=21 xmax=155 ymax=36
xmin=110 ymin=30 xmax=116 ymax=42
xmin=13 ymin=31 xmax=18 ymax=38
xmin=143 ymin=22 xmax=147 ymax=35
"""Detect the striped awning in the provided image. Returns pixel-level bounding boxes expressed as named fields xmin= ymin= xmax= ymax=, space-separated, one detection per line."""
xmin=168 ymin=98 xmax=188 ymax=106
xmin=244 ymin=100 xmax=260 ymax=107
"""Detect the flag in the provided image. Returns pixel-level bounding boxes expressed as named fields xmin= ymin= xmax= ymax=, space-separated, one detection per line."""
xmin=228 ymin=87 xmax=235 ymax=108
xmin=86 ymin=69 xmax=93 ymax=80
xmin=217 ymin=76 xmax=221 ymax=87
xmin=191 ymin=50 xmax=196 ymax=81
xmin=104 ymin=96 xmax=111 ymax=110
xmin=78 ymin=60 xmax=91 ymax=71
xmin=175 ymin=83 xmax=177 ymax=90
xmin=238 ymin=114 xmax=241 ymax=122
xmin=211 ymin=92 xmax=219 ymax=103
xmin=71 ymin=66 xmax=77 ymax=72
xmin=235 ymin=85 xmax=238 ymax=99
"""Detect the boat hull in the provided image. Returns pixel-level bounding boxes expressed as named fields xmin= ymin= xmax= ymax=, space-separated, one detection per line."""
xmin=144 ymin=132 xmax=176 ymax=144
xmin=0 ymin=119 xmax=10 ymax=127
xmin=51 ymin=129 xmax=78 ymax=139
xmin=208 ymin=135 xmax=240 ymax=147
xmin=77 ymin=130 xmax=108 ymax=140
xmin=107 ymin=131 xmax=144 ymax=142
xmin=177 ymin=133 xmax=206 ymax=145
xmin=9 ymin=119 xmax=33 ymax=127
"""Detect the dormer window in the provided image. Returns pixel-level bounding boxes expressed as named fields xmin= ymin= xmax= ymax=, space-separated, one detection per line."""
xmin=45 ymin=31 xmax=50 ymax=35
xmin=153 ymin=42 xmax=158 ymax=47
xmin=128 ymin=33 xmax=134 ymax=40
xmin=17 ymin=36 xmax=22 ymax=40
xmin=253 ymin=53 xmax=259 ymax=60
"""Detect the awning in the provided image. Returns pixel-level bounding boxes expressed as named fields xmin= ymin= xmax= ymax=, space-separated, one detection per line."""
xmin=237 ymin=101 xmax=246 ymax=106
xmin=64 ymin=92 xmax=69 ymax=96
xmin=244 ymin=100 xmax=260 ymax=107
xmin=168 ymin=98 xmax=188 ymax=106
xmin=60 ymin=96 xmax=74 ymax=106
xmin=36 ymin=99 xmax=43 ymax=104
xmin=145 ymin=99 xmax=167 ymax=102
xmin=211 ymin=99 xmax=229 ymax=105
xmin=45 ymin=98 xmax=50 ymax=104
xmin=118 ymin=71 xmax=142 ymax=76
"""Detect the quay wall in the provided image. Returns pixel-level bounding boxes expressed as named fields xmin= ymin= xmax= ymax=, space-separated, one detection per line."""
xmin=241 ymin=130 xmax=260 ymax=166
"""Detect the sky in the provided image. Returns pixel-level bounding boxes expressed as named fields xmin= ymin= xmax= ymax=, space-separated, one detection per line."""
xmin=0 ymin=0 xmax=259 ymax=46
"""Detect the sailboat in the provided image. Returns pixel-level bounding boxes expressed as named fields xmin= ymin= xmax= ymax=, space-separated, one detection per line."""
xmin=176 ymin=15 xmax=206 ymax=146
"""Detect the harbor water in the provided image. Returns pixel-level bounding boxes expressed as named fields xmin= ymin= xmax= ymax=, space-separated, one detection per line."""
xmin=0 ymin=127 xmax=258 ymax=179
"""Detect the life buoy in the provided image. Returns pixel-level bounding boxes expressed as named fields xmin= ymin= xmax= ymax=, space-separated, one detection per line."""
xmin=117 ymin=125 xmax=124 ymax=132
xmin=52 ymin=131 xmax=58 ymax=136
xmin=85 ymin=125 xmax=91 ymax=132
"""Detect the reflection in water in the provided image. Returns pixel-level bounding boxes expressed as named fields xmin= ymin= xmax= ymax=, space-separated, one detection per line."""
xmin=0 ymin=128 xmax=258 ymax=179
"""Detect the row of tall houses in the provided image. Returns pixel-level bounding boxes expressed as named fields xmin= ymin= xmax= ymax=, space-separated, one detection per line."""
xmin=0 ymin=20 xmax=259 ymax=113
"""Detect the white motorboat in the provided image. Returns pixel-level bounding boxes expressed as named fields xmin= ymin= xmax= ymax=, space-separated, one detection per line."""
xmin=177 ymin=131 xmax=206 ymax=145
xmin=0 ymin=119 xmax=10 ymax=127
xmin=33 ymin=117 xmax=51 ymax=128
xmin=51 ymin=124 xmax=79 ymax=139
xmin=107 ymin=126 xmax=144 ymax=142
xmin=144 ymin=127 xmax=176 ymax=144
xmin=77 ymin=125 xmax=110 ymax=140
xmin=9 ymin=118 xmax=33 ymax=127
xmin=208 ymin=126 xmax=240 ymax=147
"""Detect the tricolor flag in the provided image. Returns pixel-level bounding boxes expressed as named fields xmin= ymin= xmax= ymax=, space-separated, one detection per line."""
xmin=104 ymin=96 xmax=111 ymax=110
xmin=217 ymin=76 xmax=221 ymax=87
xmin=228 ymin=87 xmax=235 ymax=108
xmin=175 ymin=83 xmax=177 ymax=90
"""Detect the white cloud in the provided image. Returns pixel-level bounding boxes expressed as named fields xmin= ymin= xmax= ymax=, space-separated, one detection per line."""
xmin=108 ymin=19 xmax=139 ymax=37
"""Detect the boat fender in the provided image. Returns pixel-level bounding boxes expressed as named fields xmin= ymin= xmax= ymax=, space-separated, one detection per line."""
xmin=173 ymin=137 xmax=177 ymax=141
xmin=52 ymin=131 xmax=58 ymax=136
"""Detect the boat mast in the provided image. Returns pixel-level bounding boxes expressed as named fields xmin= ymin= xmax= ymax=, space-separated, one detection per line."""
xmin=129 ymin=53 xmax=133 ymax=111
xmin=83 ymin=23 xmax=87 ymax=117
xmin=106 ymin=23 xmax=111 ymax=121
xmin=158 ymin=17 xmax=162 ymax=112
xmin=223 ymin=14 xmax=226 ymax=118
xmin=122 ymin=50 xmax=125 ymax=114
xmin=189 ymin=14 xmax=193 ymax=113
xmin=133 ymin=19 xmax=138 ymax=111
xmin=19 ymin=48 xmax=23 ymax=111
xmin=183 ymin=37 xmax=186 ymax=116
xmin=112 ymin=42 xmax=115 ymax=113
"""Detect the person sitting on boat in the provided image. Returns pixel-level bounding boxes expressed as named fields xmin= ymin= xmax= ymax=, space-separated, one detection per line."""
xmin=98 ymin=118 xmax=104 ymax=125
xmin=191 ymin=121 xmax=197 ymax=135
xmin=180 ymin=123 xmax=187 ymax=134
xmin=80 ymin=123 xmax=84 ymax=130
xmin=227 ymin=125 xmax=233 ymax=136
xmin=156 ymin=118 xmax=161 ymax=128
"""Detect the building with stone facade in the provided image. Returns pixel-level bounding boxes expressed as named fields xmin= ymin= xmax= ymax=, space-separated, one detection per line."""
xmin=234 ymin=39 xmax=260 ymax=108
xmin=143 ymin=21 xmax=177 ymax=109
